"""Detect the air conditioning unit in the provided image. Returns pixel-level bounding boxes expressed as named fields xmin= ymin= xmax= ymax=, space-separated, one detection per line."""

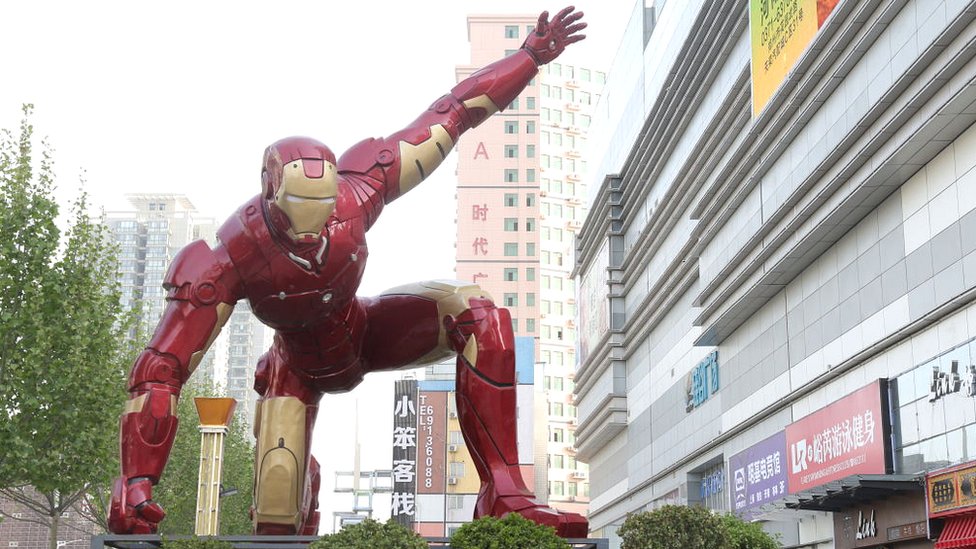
xmin=448 ymin=477 xmax=459 ymax=485
xmin=571 ymin=471 xmax=588 ymax=479
xmin=449 ymin=444 xmax=458 ymax=452
xmin=449 ymin=411 xmax=458 ymax=419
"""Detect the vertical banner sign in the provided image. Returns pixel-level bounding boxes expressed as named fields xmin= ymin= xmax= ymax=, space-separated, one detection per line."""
xmin=417 ymin=391 xmax=447 ymax=494
xmin=786 ymin=380 xmax=889 ymax=494
xmin=391 ymin=380 xmax=418 ymax=527
xmin=750 ymin=0 xmax=841 ymax=116
xmin=729 ymin=431 xmax=788 ymax=520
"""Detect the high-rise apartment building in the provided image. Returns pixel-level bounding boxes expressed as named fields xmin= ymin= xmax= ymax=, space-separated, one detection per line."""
xmin=454 ymin=15 xmax=604 ymax=518
xmin=106 ymin=194 xmax=267 ymax=426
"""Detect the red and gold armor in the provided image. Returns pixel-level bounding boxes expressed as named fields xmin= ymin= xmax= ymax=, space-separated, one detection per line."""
xmin=109 ymin=7 xmax=587 ymax=538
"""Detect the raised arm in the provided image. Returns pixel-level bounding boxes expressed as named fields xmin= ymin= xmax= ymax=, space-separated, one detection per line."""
xmin=108 ymin=240 xmax=243 ymax=534
xmin=337 ymin=7 xmax=585 ymax=224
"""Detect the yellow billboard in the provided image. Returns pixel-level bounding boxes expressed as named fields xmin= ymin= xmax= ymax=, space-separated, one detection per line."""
xmin=751 ymin=0 xmax=840 ymax=117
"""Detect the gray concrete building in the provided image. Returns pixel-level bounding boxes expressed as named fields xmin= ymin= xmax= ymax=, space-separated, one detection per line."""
xmin=576 ymin=1 xmax=976 ymax=548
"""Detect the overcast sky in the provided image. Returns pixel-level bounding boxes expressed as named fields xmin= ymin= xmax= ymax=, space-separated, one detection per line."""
xmin=0 ymin=0 xmax=638 ymax=531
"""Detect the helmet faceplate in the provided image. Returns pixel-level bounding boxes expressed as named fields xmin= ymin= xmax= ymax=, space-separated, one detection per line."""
xmin=262 ymin=137 xmax=338 ymax=243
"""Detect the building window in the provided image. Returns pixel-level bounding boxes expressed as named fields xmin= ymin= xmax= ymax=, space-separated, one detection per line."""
xmin=504 ymin=193 xmax=518 ymax=207
xmin=526 ymin=97 xmax=536 ymax=110
xmin=526 ymin=318 xmax=535 ymax=332
xmin=504 ymin=243 xmax=518 ymax=256
xmin=550 ymin=480 xmax=565 ymax=496
xmin=551 ymin=454 xmax=564 ymax=468
xmin=526 ymin=242 xmax=536 ymax=256
xmin=504 ymin=218 xmax=519 ymax=231
xmin=526 ymin=293 xmax=535 ymax=306
xmin=526 ymin=120 xmax=536 ymax=133
xmin=580 ymin=67 xmax=591 ymax=81
xmin=526 ymin=144 xmax=536 ymax=158
xmin=508 ymin=98 xmax=519 ymax=110
xmin=504 ymin=120 xmax=518 ymax=134
xmin=448 ymin=495 xmax=464 ymax=509
xmin=525 ymin=218 xmax=536 ymax=231
xmin=504 ymin=145 xmax=518 ymax=158
xmin=511 ymin=318 xmax=518 ymax=332
xmin=541 ymin=107 xmax=550 ymax=121
xmin=504 ymin=169 xmax=519 ymax=182
xmin=552 ymin=428 xmax=564 ymax=442
xmin=505 ymin=25 xmax=519 ymax=38
xmin=504 ymin=293 xmax=518 ymax=307
xmin=504 ymin=49 xmax=518 ymax=57
xmin=526 ymin=194 xmax=536 ymax=207
xmin=526 ymin=268 xmax=535 ymax=281
xmin=541 ymin=84 xmax=550 ymax=97
xmin=504 ymin=268 xmax=518 ymax=281
xmin=553 ymin=376 xmax=564 ymax=391
xmin=551 ymin=402 xmax=564 ymax=417
xmin=569 ymin=482 xmax=579 ymax=496
xmin=449 ymin=430 xmax=463 ymax=444
xmin=526 ymin=169 xmax=536 ymax=182
xmin=449 ymin=462 xmax=465 ymax=477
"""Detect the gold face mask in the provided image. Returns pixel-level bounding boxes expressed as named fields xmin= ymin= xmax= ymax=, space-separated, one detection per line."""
xmin=274 ymin=159 xmax=338 ymax=241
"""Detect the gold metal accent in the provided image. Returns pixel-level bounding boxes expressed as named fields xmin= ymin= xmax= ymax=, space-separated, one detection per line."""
xmin=379 ymin=280 xmax=492 ymax=366
xmin=275 ymin=159 xmax=338 ymax=240
xmin=397 ymin=125 xmax=455 ymax=195
xmin=123 ymin=393 xmax=147 ymax=415
xmin=253 ymin=396 xmax=307 ymax=531
xmin=462 ymin=94 xmax=500 ymax=117
xmin=187 ymin=303 xmax=234 ymax=374
xmin=462 ymin=334 xmax=478 ymax=367
xmin=194 ymin=397 xmax=237 ymax=536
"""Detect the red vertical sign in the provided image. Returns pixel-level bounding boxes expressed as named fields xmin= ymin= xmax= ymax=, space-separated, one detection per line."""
xmin=417 ymin=391 xmax=447 ymax=494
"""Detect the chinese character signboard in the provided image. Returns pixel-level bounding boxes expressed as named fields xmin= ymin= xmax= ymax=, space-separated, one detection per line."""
xmin=391 ymin=380 xmax=418 ymax=526
xmin=786 ymin=379 xmax=890 ymax=494
xmin=750 ymin=0 xmax=841 ymax=116
xmin=686 ymin=351 xmax=719 ymax=412
xmin=927 ymin=461 xmax=976 ymax=518
xmin=417 ymin=390 xmax=447 ymax=494
xmin=729 ymin=431 xmax=788 ymax=520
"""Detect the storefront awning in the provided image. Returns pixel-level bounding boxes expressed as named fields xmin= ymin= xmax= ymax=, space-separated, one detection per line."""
xmin=937 ymin=514 xmax=976 ymax=549
xmin=778 ymin=474 xmax=924 ymax=512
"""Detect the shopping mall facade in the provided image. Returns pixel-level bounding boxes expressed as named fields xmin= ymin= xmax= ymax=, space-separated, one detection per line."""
xmin=575 ymin=1 xmax=976 ymax=548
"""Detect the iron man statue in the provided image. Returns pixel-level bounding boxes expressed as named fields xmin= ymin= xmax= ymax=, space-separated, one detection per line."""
xmin=108 ymin=6 xmax=588 ymax=539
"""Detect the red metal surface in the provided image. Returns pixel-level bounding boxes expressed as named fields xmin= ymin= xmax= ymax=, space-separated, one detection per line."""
xmin=110 ymin=7 xmax=587 ymax=537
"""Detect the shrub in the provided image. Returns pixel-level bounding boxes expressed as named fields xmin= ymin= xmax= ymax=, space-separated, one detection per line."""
xmin=309 ymin=518 xmax=427 ymax=549
xmin=721 ymin=513 xmax=780 ymax=549
xmin=161 ymin=538 xmax=233 ymax=549
xmin=618 ymin=505 xmax=730 ymax=549
xmin=450 ymin=513 xmax=570 ymax=549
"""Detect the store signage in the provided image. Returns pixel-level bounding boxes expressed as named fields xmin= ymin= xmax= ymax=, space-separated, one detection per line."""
xmin=391 ymin=380 xmax=418 ymax=526
xmin=929 ymin=360 xmax=976 ymax=401
xmin=701 ymin=467 xmax=725 ymax=499
xmin=928 ymin=462 xmax=976 ymax=518
xmin=686 ymin=351 xmax=719 ymax=412
xmin=729 ymin=431 xmax=789 ymax=521
xmin=854 ymin=509 xmax=876 ymax=540
xmin=834 ymin=495 xmax=927 ymax=549
xmin=785 ymin=380 xmax=889 ymax=493
xmin=750 ymin=0 xmax=841 ymax=116
xmin=416 ymin=391 xmax=447 ymax=494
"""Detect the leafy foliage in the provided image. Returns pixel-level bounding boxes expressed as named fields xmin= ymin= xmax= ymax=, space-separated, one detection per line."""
xmin=161 ymin=537 xmax=234 ymax=549
xmin=721 ymin=513 xmax=780 ymax=549
xmin=618 ymin=505 xmax=731 ymax=549
xmin=0 ymin=105 xmax=134 ymax=549
xmin=309 ymin=518 xmax=427 ymax=549
xmin=449 ymin=513 xmax=570 ymax=549
xmin=154 ymin=380 xmax=254 ymax=536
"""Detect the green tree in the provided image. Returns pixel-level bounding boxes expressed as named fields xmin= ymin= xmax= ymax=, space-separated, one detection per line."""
xmin=309 ymin=518 xmax=427 ymax=549
xmin=154 ymin=379 xmax=254 ymax=536
xmin=618 ymin=505 xmax=731 ymax=549
xmin=449 ymin=513 xmax=570 ymax=549
xmin=721 ymin=513 xmax=780 ymax=549
xmin=0 ymin=105 xmax=133 ymax=549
